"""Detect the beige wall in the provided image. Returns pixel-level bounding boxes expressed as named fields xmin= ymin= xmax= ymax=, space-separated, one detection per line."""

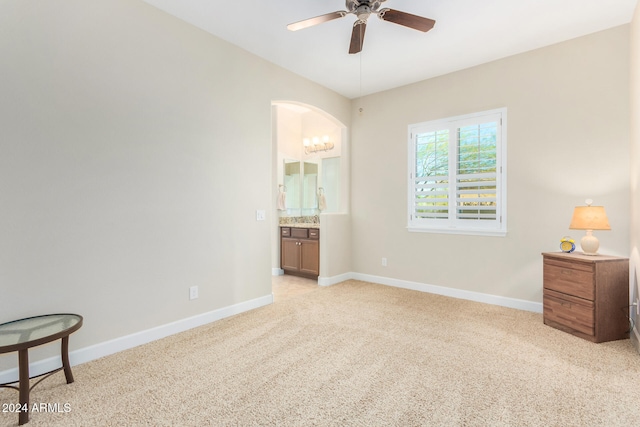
xmin=350 ymin=26 xmax=630 ymax=303
xmin=0 ymin=0 xmax=350 ymax=368
xmin=631 ymin=3 xmax=640 ymax=352
xmin=319 ymin=213 xmax=352 ymax=280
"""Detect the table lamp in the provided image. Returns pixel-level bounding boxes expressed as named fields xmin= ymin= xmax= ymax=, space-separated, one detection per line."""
xmin=568 ymin=199 xmax=611 ymax=255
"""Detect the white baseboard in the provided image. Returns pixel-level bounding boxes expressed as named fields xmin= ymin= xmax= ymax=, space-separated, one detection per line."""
xmin=632 ymin=326 xmax=640 ymax=355
xmin=0 ymin=294 xmax=273 ymax=385
xmin=272 ymin=268 xmax=284 ymax=276
xmin=318 ymin=272 xmax=352 ymax=287
xmin=319 ymin=272 xmax=542 ymax=313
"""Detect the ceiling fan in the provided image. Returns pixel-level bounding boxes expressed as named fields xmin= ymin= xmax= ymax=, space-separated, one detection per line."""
xmin=287 ymin=0 xmax=436 ymax=54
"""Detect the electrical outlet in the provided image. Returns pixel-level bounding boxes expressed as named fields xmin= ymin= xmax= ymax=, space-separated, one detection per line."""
xmin=636 ymin=298 xmax=640 ymax=316
xmin=189 ymin=286 xmax=199 ymax=300
xmin=381 ymin=258 xmax=387 ymax=267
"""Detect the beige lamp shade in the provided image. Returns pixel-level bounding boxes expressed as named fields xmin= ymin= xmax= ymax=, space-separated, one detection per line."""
xmin=569 ymin=206 xmax=611 ymax=230
xmin=569 ymin=203 xmax=610 ymax=255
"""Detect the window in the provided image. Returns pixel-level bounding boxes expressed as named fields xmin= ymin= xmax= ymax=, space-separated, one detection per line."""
xmin=408 ymin=108 xmax=507 ymax=236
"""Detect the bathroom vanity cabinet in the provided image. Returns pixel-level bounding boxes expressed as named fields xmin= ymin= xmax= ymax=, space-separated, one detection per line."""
xmin=281 ymin=227 xmax=319 ymax=278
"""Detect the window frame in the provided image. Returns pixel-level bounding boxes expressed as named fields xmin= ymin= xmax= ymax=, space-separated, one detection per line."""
xmin=407 ymin=108 xmax=507 ymax=237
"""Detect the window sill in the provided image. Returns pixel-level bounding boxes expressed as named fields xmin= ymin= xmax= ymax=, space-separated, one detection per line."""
xmin=407 ymin=226 xmax=507 ymax=237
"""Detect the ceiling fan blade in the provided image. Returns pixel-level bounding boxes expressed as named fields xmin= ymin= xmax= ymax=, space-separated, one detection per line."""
xmin=287 ymin=11 xmax=347 ymax=31
xmin=378 ymin=8 xmax=435 ymax=32
xmin=349 ymin=21 xmax=366 ymax=54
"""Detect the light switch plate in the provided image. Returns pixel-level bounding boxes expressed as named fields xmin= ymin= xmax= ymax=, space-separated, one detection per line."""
xmin=256 ymin=210 xmax=266 ymax=221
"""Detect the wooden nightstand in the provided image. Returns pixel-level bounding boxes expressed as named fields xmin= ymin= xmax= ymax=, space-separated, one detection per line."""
xmin=542 ymin=252 xmax=629 ymax=343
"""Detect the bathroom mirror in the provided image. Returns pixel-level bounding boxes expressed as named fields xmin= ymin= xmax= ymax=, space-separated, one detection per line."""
xmin=302 ymin=162 xmax=318 ymax=213
xmin=281 ymin=160 xmax=323 ymax=216
xmin=283 ymin=160 xmax=300 ymax=212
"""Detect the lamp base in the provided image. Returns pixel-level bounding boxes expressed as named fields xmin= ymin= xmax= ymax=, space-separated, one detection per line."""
xmin=580 ymin=230 xmax=599 ymax=255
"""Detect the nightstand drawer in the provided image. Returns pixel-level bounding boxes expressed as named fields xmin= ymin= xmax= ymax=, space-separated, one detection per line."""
xmin=543 ymin=260 xmax=594 ymax=300
xmin=543 ymin=289 xmax=594 ymax=336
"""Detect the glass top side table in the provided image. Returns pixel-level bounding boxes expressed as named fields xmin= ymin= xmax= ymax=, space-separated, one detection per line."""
xmin=0 ymin=314 xmax=83 ymax=425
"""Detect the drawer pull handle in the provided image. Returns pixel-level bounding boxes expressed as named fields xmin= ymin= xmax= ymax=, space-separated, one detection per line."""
xmin=561 ymin=270 xmax=572 ymax=276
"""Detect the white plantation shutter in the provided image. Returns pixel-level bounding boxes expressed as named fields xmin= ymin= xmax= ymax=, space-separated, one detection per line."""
xmin=456 ymin=171 xmax=497 ymax=220
xmin=409 ymin=109 xmax=506 ymax=236
xmin=414 ymin=129 xmax=449 ymax=219
xmin=455 ymin=120 xmax=498 ymax=221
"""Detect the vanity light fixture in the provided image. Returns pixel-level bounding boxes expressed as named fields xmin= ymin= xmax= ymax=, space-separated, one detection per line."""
xmin=303 ymin=135 xmax=334 ymax=155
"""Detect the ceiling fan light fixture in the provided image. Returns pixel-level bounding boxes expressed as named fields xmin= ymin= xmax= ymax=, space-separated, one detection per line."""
xmin=355 ymin=5 xmax=372 ymax=21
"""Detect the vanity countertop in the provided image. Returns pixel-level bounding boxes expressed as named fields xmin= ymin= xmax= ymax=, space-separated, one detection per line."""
xmin=281 ymin=223 xmax=320 ymax=229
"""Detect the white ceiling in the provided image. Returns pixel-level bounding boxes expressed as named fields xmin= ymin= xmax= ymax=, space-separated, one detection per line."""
xmin=142 ymin=0 xmax=638 ymax=99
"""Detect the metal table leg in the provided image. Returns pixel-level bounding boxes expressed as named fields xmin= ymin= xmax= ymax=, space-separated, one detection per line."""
xmin=18 ymin=349 xmax=29 ymax=425
xmin=61 ymin=336 xmax=74 ymax=384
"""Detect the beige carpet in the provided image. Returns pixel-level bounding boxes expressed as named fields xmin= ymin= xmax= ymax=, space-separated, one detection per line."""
xmin=2 ymin=280 xmax=639 ymax=426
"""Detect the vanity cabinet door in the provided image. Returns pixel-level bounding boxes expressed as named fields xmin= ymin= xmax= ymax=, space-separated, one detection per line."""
xmin=299 ymin=239 xmax=319 ymax=276
xmin=281 ymin=238 xmax=300 ymax=272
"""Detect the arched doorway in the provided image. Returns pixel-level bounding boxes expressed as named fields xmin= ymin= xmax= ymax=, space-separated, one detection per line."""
xmin=270 ymin=101 xmax=349 ymax=295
